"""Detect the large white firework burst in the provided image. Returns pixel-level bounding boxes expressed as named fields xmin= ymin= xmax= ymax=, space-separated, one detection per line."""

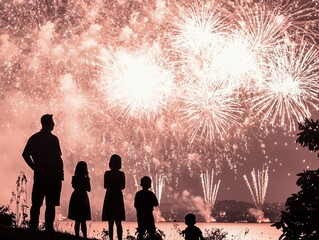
xmin=99 ymin=45 xmax=175 ymax=121
xmin=178 ymin=78 xmax=243 ymax=143
xmin=213 ymin=31 xmax=262 ymax=89
xmin=249 ymin=41 xmax=319 ymax=131
xmin=171 ymin=1 xmax=228 ymax=54
xmin=170 ymin=1 xmax=229 ymax=82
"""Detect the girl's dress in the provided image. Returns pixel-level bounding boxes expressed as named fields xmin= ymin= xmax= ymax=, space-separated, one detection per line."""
xmin=102 ymin=170 xmax=125 ymax=221
xmin=68 ymin=175 xmax=91 ymax=220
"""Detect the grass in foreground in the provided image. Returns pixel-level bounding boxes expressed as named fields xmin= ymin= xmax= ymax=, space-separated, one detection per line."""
xmin=0 ymin=224 xmax=97 ymax=240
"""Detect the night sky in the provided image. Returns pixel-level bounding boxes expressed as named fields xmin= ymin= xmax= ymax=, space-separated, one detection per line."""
xmin=0 ymin=0 xmax=318 ymax=218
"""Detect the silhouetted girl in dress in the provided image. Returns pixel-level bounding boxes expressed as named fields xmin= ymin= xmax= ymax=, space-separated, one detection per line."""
xmin=68 ymin=161 xmax=91 ymax=238
xmin=102 ymin=154 xmax=125 ymax=240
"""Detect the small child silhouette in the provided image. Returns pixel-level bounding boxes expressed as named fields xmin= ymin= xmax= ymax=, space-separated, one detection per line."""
xmin=68 ymin=161 xmax=91 ymax=238
xmin=182 ymin=213 xmax=205 ymax=240
xmin=134 ymin=176 xmax=159 ymax=240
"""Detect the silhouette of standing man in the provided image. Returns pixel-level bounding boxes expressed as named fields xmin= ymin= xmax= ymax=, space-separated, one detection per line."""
xmin=22 ymin=114 xmax=64 ymax=231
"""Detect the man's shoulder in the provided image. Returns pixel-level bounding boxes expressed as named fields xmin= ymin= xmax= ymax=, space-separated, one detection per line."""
xmin=28 ymin=131 xmax=42 ymax=140
xmin=29 ymin=131 xmax=59 ymax=142
xmin=50 ymin=133 xmax=59 ymax=140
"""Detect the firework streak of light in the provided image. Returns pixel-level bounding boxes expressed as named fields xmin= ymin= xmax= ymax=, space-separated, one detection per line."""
xmin=200 ymin=169 xmax=221 ymax=210
xmin=151 ymin=173 xmax=165 ymax=204
xmin=243 ymin=166 xmax=269 ymax=209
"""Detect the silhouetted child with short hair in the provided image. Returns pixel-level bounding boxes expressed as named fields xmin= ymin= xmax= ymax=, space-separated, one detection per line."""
xmin=182 ymin=213 xmax=205 ymax=240
xmin=68 ymin=161 xmax=91 ymax=238
xmin=134 ymin=176 xmax=159 ymax=240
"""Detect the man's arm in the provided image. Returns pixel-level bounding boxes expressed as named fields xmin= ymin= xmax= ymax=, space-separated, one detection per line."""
xmin=56 ymin=138 xmax=64 ymax=180
xmin=22 ymin=153 xmax=35 ymax=170
xmin=22 ymin=139 xmax=35 ymax=170
xmin=56 ymin=155 xmax=64 ymax=180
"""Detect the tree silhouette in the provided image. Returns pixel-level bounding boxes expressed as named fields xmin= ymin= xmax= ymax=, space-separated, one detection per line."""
xmin=272 ymin=118 xmax=319 ymax=240
xmin=296 ymin=118 xmax=319 ymax=156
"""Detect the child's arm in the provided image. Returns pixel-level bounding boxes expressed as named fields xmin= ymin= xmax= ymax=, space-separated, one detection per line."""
xmin=134 ymin=192 xmax=139 ymax=209
xmin=71 ymin=176 xmax=76 ymax=189
xmin=153 ymin=193 xmax=159 ymax=207
xmin=120 ymin=172 xmax=125 ymax=190
xmin=104 ymin=172 xmax=108 ymax=189
xmin=87 ymin=177 xmax=91 ymax=192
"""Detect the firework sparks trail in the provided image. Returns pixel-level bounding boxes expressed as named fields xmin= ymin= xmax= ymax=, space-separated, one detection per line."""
xmin=200 ymin=169 xmax=221 ymax=210
xmin=243 ymin=166 xmax=269 ymax=209
xmin=233 ymin=3 xmax=290 ymax=51
xmin=151 ymin=173 xmax=165 ymax=204
xmin=266 ymin=0 xmax=319 ymax=46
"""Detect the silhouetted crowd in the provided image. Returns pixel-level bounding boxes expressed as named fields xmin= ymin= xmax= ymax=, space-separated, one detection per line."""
xmin=23 ymin=114 xmax=205 ymax=240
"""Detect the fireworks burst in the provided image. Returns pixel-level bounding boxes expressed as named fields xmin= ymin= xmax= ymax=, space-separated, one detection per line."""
xmin=171 ymin=1 xmax=227 ymax=55
xmin=213 ymin=32 xmax=262 ymax=88
xmin=178 ymin=79 xmax=243 ymax=143
xmin=99 ymin=45 xmax=174 ymax=121
xmin=243 ymin=166 xmax=269 ymax=209
xmin=249 ymin=42 xmax=319 ymax=131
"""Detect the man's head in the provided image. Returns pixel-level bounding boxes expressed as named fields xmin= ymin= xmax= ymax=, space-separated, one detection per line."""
xmin=41 ymin=114 xmax=54 ymax=131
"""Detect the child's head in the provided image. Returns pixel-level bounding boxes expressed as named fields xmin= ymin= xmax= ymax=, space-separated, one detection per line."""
xmin=109 ymin=154 xmax=122 ymax=170
xmin=185 ymin=213 xmax=196 ymax=226
xmin=75 ymin=161 xmax=88 ymax=176
xmin=140 ymin=176 xmax=152 ymax=189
